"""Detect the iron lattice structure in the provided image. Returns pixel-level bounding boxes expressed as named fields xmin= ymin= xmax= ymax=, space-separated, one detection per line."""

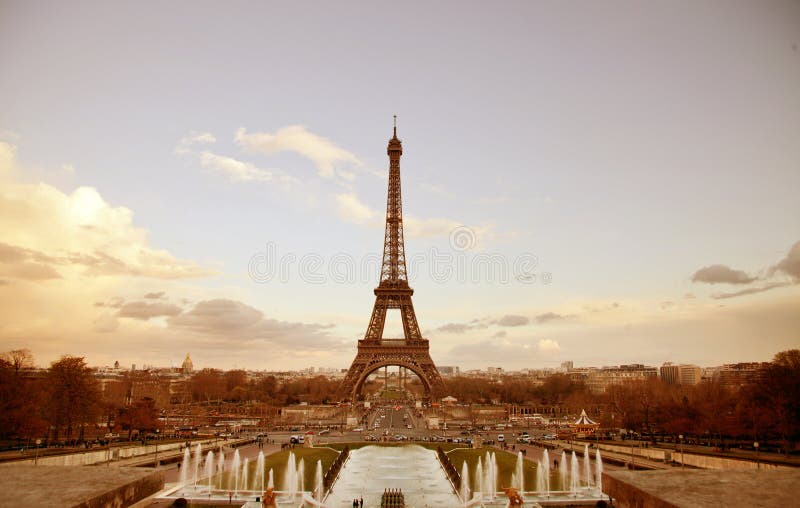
xmin=339 ymin=120 xmax=443 ymax=401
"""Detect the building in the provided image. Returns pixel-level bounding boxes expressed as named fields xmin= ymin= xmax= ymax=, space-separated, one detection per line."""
xmin=661 ymin=363 xmax=702 ymax=385
xmin=438 ymin=366 xmax=460 ymax=377
xmin=586 ymin=364 xmax=658 ymax=394
xmin=714 ymin=362 xmax=765 ymax=389
xmin=679 ymin=365 xmax=702 ymax=385
xmin=660 ymin=363 xmax=680 ymax=384
xmin=560 ymin=361 xmax=574 ymax=372
xmin=181 ymin=353 xmax=194 ymax=375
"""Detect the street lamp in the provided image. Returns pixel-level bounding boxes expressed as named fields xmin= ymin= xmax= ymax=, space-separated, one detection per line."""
xmin=754 ymin=441 xmax=759 ymax=470
xmin=678 ymin=435 xmax=684 ymax=469
xmin=34 ymin=439 xmax=41 ymax=465
xmin=154 ymin=429 xmax=160 ymax=469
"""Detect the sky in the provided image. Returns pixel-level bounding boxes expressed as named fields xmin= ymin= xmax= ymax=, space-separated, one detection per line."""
xmin=0 ymin=1 xmax=798 ymax=372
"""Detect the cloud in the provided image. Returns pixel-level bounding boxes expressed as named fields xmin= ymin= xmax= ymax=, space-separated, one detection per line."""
xmin=199 ymin=151 xmax=275 ymax=182
xmin=62 ymin=164 xmax=75 ymax=173
xmin=435 ymin=323 xmax=472 ymax=334
xmin=0 ymin=141 xmax=17 ymax=176
xmin=175 ymin=131 xmax=217 ymax=154
xmin=691 ymin=264 xmax=756 ymax=284
xmin=0 ymin=242 xmax=61 ymax=280
xmin=771 ymin=240 xmax=800 ymax=282
xmin=236 ymin=126 xmax=360 ymax=179
xmin=167 ymin=299 xmax=340 ymax=350
xmin=335 ymin=193 xmax=375 ymax=224
xmin=144 ymin=291 xmax=165 ymax=299
xmin=495 ymin=314 xmax=529 ymax=327
xmin=118 ymin=300 xmax=183 ymax=320
xmin=491 ymin=330 xmax=507 ymax=338
xmin=537 ymin=338 xmax=560 ymax=351
xmin=535 ymin=312 xmax=571 ymax=323
xmin=711 ymin=282 xmax=791 ymax=300
xmin=0 ymin=156 xmax=213 ymax=280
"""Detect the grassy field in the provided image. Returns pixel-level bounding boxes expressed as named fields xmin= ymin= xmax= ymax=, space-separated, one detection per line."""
xmin=326 ymin=441 xmax=469 ymax=453
xmin=447 ymin=447 xmax=538 ymax=491
xmin=214 ymin=447 xmax=340 ymax=493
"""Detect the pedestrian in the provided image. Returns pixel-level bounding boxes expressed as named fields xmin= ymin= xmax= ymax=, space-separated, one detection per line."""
xmin=360 ymin=497 xmax=363 ymax=508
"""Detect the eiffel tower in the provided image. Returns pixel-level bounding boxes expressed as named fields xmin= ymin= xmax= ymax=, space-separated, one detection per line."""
xmin=339 ymin=118 xmax=443 ymax=401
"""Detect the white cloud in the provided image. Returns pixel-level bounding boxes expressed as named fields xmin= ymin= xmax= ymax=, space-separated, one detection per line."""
xmin=235 ymin=126 xmax=361 ymax=179
xmin=175 ymin=131 xmax=217 ymax=154
xmin=537 ymin=338 xmax=560 ymax=351
xmin=199 ymin=151 xmax=274 ymax=182
xmin=335 ymin=193 xmax=375 ymax=224
xmin=0 ymin=142 xmax=212 ymax=280
xmin=62 ymin=163 xmax=75 ymax=173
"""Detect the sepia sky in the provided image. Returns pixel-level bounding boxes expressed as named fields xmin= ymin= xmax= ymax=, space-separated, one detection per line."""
xmin=1 ymin=1 xmax=799 ymax=371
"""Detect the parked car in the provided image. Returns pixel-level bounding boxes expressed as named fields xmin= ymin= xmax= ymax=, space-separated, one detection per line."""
xmin=353 ymin=427 xmax=364 ymax=432
xmin=497 ymin=434 xmax=505 ymax=442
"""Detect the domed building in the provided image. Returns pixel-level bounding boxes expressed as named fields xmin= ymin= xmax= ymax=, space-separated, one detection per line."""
xmin=181 ymin=353 xmax=193 ymax=375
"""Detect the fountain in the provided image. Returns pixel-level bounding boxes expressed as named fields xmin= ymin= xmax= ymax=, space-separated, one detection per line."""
xmin=596 ymin=448 xmax=603 ymax=493
xmin=460 ymin=460 xmax=471 ymax=504
xmin=315 ymin=460 xmax=324 ymax=503
xmin=241 ymin=457 xmax=249 ymax=492
xmin=570 ymin=451 xmax=579 ymax=496
xmin=514 ymin=451 xmax=525 ymax=493
xmin=160 ymin=441 xmax=610 ymax=507
xmin=255 ymin=452 xmax=265 ymax=493
xmin=231 ymin=449 xmax=241 ymax=494
xmin=178 ymin=446 xmax=190 ymax=486
xmin=204 ymin=451 xmax=215 ymax=491
xmin=216 ymin=450 xmax=225 ymax=489
xmin=559 ymin=451 xmax=568 ymax=491
xmin=297 ymin=457 xmax=305 ymax=494
xmin=283 ymin=451 xmax=297 ymax=497
xmin=535 ymin=460 xmax=546 ymax=497
xmin=542 ymin=449 xmax=551 ymax=495
xmin=584 ymin=444 xmax=592 ymax=488
xmin=192 ymin=443 xmax=202 ymax=487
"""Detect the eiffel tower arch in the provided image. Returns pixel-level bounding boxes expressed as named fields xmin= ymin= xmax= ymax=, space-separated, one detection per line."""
xmin=339 ymin=118 xmax=443 ymax=402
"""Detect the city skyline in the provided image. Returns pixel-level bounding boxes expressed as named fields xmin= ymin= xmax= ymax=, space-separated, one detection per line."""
xmin=1 ymin=1 xmax=799 ymax=371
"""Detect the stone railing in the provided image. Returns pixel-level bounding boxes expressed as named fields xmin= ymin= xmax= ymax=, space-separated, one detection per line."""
xmin=436 ymin=446 xmax=461 ymax=491
xmin=323 ymin=445 xmax=350 ymax=491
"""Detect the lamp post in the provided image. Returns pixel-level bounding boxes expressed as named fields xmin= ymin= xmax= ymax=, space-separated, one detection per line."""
xmin=754 ymin=441 xmax=759 ymax=470
xmin=154 ymin=429 xmax=159 ymax=469
xmin=679 ymin=435 xmax=684 ymax=469
xmin=34 ymin=439 xmax=41 ymax=465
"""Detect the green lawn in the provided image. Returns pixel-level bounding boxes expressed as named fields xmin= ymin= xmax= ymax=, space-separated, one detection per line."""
xmin=447 ymin=447 xmax=538 ymax=492
xmin=213 ymin=447 xmax=339 ymax=493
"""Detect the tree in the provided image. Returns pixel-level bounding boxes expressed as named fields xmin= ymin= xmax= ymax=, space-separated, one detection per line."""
xmin=116 ymin=397 xmax=159 ymax=440
xmin=46 ymin=356 xmax=100 ymax=442
xmin=190 ymin=369 xmax=225 ymax=403
xmin=0 ymin=348 xmax=34 ymax=374
xmin=756 ymin=350 xmax=800 ymax=454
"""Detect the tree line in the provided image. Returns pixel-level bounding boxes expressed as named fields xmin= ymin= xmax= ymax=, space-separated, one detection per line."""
xmin=1 ymin=349 xmax=797 ymax=453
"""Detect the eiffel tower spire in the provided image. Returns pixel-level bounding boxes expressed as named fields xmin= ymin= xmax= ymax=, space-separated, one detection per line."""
xmin=338 ymin=118 xmax=442 ymax=402
xmin=380 ymin=115 xmax=408 ymax=287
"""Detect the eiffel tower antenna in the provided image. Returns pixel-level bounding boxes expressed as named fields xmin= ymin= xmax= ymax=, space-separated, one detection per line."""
xmin=339 ymin=120 xmax=443 ymax=402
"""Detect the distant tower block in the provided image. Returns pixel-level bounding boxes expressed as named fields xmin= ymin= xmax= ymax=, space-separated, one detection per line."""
xmin=181 ymin=353 xmax=194 ymax=374
xmin=339 ymin=119 xmax=443 ymax=401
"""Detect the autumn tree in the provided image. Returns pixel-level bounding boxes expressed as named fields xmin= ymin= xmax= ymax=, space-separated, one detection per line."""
xmin=46 ymin=356 xmax=100 ymax=441
xmin=755 ymin=350 xmax=800 ymax=454
xmin=190 ymin=368 xmax=225 ymax=403
xmin=116 ymin=397 xmax=159 ymax=440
